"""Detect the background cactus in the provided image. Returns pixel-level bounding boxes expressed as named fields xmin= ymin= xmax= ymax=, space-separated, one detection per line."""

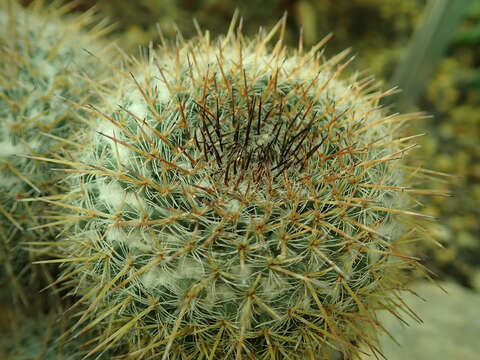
xmin=0 ymin=306 xmax=77 ymax=360
xmin=0 ymin=301 xmax=123 ymax=360
xmin=39 ymin=15 xmax=435 ymax=359
xmin=0 ymin=0 xmax=113 ymax=307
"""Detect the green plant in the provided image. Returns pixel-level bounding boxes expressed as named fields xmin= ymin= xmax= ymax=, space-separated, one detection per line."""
xmin=391 ymin=0 xmax=470 ymax=110
xmin=38 ymin=15 xmax=434 ymax=360
xmin=0 ymin=0 xmax=112 ymax=306
xmin=412 ymin=0 xmax=480 ymax=289
xmin=0 ymin=302 xmax=121 ymax=360
xmin=1 ymin=308 xmax=74 ymax=359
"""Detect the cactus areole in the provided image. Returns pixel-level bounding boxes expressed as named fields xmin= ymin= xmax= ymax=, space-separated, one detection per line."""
xmin=52 ymin=15 xmax=429 ymax=360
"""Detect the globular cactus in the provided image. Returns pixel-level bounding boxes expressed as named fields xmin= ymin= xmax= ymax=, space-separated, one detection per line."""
xmin=44 ymin=15 xmax=433 ymax=359
xmin=0 ymin=0 xmax=113 ymax=306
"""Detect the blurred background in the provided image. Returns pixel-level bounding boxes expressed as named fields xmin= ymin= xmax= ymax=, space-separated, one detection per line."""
xmin=18 ymin=0 xmax=480 ymax=358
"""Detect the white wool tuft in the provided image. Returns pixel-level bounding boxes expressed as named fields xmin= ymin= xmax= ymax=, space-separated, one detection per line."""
xmin=176 ymin=258 xmax=204 ymax=279
xmin=0 ymin=135 xmax=26 ymax=157
xmin=141 ymin=266 xmax=172 ymax=290
xmin=97 ymin=179 xmax=126 ymax=210
xmin=105 ymin=227 xmax=130 ymax=244
xmin=97 ymin=119 xmax=118 ymax=139
xmin=126 ymin=91 xmax=148 ymax=120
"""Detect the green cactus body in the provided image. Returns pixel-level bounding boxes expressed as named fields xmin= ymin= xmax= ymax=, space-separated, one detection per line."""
xmin=0 ymin=0 xmax=113 ymax=306
xmin=0 ymin=305 xmax=122 ymax=360
xmin=0 ymin=312 xmax=63 ymax=360
xmin=0 ymin=307 xmax=74 ymax=360
xmin=49 ymin=17 xmax=429 ymax=359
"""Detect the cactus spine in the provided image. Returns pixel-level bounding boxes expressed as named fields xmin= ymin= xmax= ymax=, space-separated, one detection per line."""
xmin=34 ymin=14 xmax=432 ymax=360
xmin=0 ymin=0 xmax=113 ymax=307
xmin=10 ymin=12 xmax=436 ymax=360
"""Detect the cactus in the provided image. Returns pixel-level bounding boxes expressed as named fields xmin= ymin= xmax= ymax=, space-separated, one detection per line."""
xmin=39 ymin=15 xmax=433 ymax=360
xmin=0 ymin=0 xmax=113 ymax=306
xmin=1 ymin=307 xmax=74 ymax=360
xmin=0 ymin=303 xmax=123 ymax=360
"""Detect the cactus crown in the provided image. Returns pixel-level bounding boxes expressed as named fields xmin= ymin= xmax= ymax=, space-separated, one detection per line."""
xmin=43 ymin=15 xmax=429 ymax=360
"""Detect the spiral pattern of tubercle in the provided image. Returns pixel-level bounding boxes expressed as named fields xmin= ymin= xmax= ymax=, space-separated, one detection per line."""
xmin=55 ymin=20 xmax=422 ymax=360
